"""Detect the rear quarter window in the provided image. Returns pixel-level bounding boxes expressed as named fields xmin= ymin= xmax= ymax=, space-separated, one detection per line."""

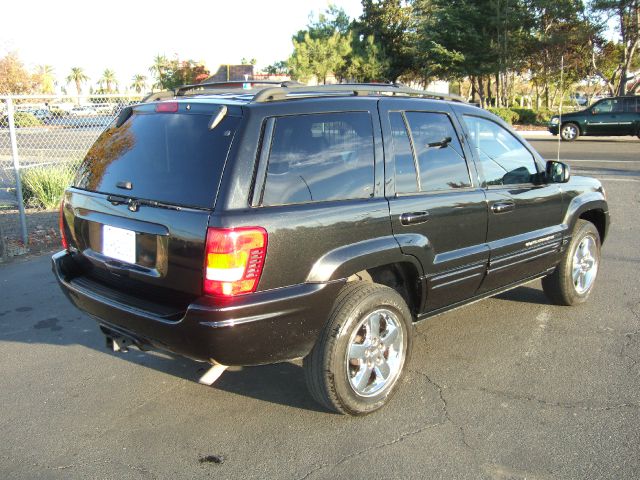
xmin=261 ymin=112 xmax=375 ymax=206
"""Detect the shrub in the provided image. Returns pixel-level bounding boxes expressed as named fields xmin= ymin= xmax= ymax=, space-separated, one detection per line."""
xmin=20 ymin=166 xmax=75 ymax=210
xmin=535 ymin=109 xmax=553 ymax=124
xmin=511 ymin=108 xmax=536 ymax=125
xmin=0 ymin=112 xmax=43 ymax=128
xmin=487 ymin=107 xmax=518 ymax=124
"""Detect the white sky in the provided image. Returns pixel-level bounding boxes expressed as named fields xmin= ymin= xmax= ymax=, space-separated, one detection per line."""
xmin=1 ymin=0 xmax=363 ymax=92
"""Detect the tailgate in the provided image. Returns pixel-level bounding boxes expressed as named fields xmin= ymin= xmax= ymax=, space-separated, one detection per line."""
xmin=62 ymin=188 xmax=210 ymax=310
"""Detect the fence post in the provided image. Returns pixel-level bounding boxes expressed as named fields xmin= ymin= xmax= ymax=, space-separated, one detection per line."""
xmin=6 ymin=97 xmax=28 ymax=246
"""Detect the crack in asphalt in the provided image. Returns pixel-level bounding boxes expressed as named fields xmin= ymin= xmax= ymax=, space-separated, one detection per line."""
xmin=295 ymin=421 xmax=443 ymax=480
xmin=411 ymin=370 xmax=473 ymax=450
xmin=295 ymin=369 xmax=471 ymax=480
xmin=477 ymin=387 xmax=639 ymax=411
xmin=619 ymin=302 xmax=640 ymax=371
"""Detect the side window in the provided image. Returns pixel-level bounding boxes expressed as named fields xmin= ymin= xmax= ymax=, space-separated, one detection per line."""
xmin=261 ymin=112 xmax=374 ymax=206
xmin=463 ymin=115 xmax=538 ymax=186
xmin=389 ymin=112 xmax=418 ymax=193
xmin=594 ymin=99 xmax=623 ymax=114
xmin=404 ymin=112 xmax=471 ymax=191
xmin=623 ymin=97 xmax=638 ymax=113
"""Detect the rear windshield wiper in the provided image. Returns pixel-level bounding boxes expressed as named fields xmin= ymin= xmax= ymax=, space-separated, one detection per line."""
xmin=107 ymin=194 xmax=183 ymax=211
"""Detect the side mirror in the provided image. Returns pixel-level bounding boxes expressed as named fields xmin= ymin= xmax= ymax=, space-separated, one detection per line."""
xmin=591 ymin=108 xmax=598 ymax=115
xmin=546 ymin=160 xmax=570 ymax=183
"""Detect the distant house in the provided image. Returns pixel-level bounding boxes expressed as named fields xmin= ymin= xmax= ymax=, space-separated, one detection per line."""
xmin=203 ymin=65 xmax=254 ymax=83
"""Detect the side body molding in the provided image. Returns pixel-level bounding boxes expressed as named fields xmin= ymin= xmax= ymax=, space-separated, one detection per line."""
xmin=306 ymin=235 xmax=425 ymax=283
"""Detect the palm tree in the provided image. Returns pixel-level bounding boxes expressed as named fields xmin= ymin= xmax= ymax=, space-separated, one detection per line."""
xmin=130 ymin=74 xmax=147 ymax=93
xmin=99 ymin=69 xmax=118 ymax=94
xmin=66 ymin=67 xmax=89 ymax=102
xmin=36 ymin=65 xmax=56 ymax=94
xmin=149 ymin=54 xmax=168 ymax=89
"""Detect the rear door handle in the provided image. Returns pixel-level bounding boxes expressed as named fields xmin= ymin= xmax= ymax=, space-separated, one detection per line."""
xmin=491 ymin=201 xmax=515 ymax=214
xmin=400 ymin=211 xmax=430 ymax=226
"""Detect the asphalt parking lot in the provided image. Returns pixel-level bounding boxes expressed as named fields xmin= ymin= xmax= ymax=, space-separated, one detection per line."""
xmin=0 ymin=136 xmax=638 ymax=479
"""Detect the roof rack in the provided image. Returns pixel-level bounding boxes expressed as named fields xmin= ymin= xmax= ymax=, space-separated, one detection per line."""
xmin=251 ymin=83 xmax=465 ymax=103
xmin=175 ymin=80 xmax=302 ymax=97
xmin=142 ymin=82 xmax=465 ymax=104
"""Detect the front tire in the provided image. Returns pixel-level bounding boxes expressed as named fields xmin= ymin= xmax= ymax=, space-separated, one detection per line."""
xmin=560 ymin=122 xmax=580 ymax=141
xmin=304 ymin=282 xmax=413 ymax=415
xmin=542 ymin=220 xmax=600 ymax=305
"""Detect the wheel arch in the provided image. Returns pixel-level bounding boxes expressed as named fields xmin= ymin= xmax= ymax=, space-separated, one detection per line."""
xmin=306 ymin=236 xmax=425 ymax=316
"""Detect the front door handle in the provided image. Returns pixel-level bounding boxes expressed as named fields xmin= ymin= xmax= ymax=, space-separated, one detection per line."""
xmin=491 ymin=201 xmax=515 ymax=214
xmin=400 ymin=211 xmax=430 ymax=226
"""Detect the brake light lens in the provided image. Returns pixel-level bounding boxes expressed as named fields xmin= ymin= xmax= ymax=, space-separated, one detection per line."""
xmin=204 ymin=227 xmax=268 ymax=297
xmin=155 ymin=102 xmax=179 ymax=113
xmin=59 ymin=200 xmax=68 ymax=250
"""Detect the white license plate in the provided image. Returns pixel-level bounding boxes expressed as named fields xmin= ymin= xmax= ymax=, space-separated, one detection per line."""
xmin=102 ymin=225 xmax=136 ymax=264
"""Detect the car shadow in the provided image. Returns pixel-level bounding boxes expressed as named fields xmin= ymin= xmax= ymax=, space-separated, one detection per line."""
xmin=494 ymin=285 xmax=551 ymax=305
xmin=0 ymin=255 xmax=558 ymax=413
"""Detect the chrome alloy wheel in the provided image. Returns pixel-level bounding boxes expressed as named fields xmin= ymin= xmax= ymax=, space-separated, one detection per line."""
xmin=572 ymin=234 xmax=598 ymax=294
xmin=346 ymin=308 xmax=405 ymax=397
xmin=561 ymin=124 xmax=578 ymax=140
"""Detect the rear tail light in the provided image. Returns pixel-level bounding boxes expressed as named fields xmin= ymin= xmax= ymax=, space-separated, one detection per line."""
xmin=59 ymin=200 xmax=68 ymax=250
xmin=203 ymin=227 xmax=268 ymax=297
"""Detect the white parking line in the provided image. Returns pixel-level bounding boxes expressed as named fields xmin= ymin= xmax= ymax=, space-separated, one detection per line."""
xmin=551 ymin=159 xmax=640 ymax=164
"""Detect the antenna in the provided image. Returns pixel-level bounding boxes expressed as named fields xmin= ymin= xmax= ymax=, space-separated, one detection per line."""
xmin=557 ymin=55 xmax=564 ymax=162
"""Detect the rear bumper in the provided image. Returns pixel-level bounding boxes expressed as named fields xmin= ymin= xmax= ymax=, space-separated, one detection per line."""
xmin=52 ymin=251 xmax=344 ymax=365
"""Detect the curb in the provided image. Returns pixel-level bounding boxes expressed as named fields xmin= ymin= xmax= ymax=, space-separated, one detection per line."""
xmin=517 ymin=130 xmax=552 ymax=136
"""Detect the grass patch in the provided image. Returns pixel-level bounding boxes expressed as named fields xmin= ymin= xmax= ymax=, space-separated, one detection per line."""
xmin=20 ymin=166 xmax=75 ymax=210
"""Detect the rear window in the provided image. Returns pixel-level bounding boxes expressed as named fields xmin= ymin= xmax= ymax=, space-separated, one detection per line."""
xmin=74 ymin=112 xmax=239 ymax=208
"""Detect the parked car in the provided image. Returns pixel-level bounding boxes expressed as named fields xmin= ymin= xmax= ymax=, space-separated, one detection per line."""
xmin=30 ymin=109 xmax=53 ymax=121
xmin=53 ymin=82 xmax=609 ymax=415
xmin=69 ymin=105 xmax=97 ymax=116
xmin=550 ymin=95 xmax=640 ymax=140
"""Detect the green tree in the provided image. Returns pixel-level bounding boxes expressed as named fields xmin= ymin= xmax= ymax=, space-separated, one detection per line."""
xmin=526 ymin=0 xmax=597 ymax=109
xmin=99 ymin=69 xmax=118 ymax=93
xmin=289 ymin=31 xmax=352 ymax=84
xmin=34 ymin=65 xmax=56 ymax=94
xmin=66 ymin=67 xmax=89 ymax=100
xmin=338 ymin=34 xmax=390 ymax=82
xmin=130 ymin=74 xmax=147 ymax=93
xmin=240 ymin=57 xmax=257 ymax=65
xmin=264 ymin=60 xmax=289 ymax=75
xmin=149 ymin=54 xmax=169 ymax=89
xmin=590 ymin=0 xmax=639 ymax=95
xmin=358 ymin=0 xmax=415 ymax=82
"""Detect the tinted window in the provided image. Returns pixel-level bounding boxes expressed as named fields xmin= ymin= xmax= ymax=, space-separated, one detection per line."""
xmin=404 ymin=112 xmax=470 ymax=191
xmin=262 ymin=112 xmax=374 ymax=205
xmin=389 ymin=112 xmax=418 ymax=193
xmin=463 ymin=115 xmax=538 ymax=186
xmin=74 ymin=112 xmax=238 ymax=208
xmin=594 ymin=98 xmax=623 ymax=114
xmin=623 ymin=97 xmax=638 ymax=113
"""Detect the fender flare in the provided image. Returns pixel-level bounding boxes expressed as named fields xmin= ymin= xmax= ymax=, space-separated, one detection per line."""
xmin=563 ymin=191 xmax=608 ymax=239
xmin=306 ymin=235 xmax=425 ymax=283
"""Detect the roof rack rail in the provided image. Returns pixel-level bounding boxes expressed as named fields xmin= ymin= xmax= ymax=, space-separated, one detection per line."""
xmin=251 ymin=83 xmax=465 ymax=103
xmin=175 ymin=80 xmax=302 ymax=97
xmin=141 ymin=81 xmax=303 ymax=103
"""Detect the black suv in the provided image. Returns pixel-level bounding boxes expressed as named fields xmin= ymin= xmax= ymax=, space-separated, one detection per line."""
xmin=53 ymin=82 xmax=609 ymax=415
xmin=549 ymin=95 xmax=640 ymax=141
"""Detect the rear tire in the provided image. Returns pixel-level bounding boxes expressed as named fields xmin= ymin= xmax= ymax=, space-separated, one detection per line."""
xmin=560 ymin=122 xmax=580 ymax=141
xmin=542 ymin=220 xmax=600 ymax=306
xmin=304 ymin=282 xmax=413 ymax=415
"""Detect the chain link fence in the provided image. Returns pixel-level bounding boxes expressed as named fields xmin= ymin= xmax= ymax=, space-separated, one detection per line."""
xmin=0 ymin=94 xmax=143 ymax=258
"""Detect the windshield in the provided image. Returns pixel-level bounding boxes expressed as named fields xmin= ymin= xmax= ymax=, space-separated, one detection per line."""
xmin=74 ymin=112 xmax=239 ymax=208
